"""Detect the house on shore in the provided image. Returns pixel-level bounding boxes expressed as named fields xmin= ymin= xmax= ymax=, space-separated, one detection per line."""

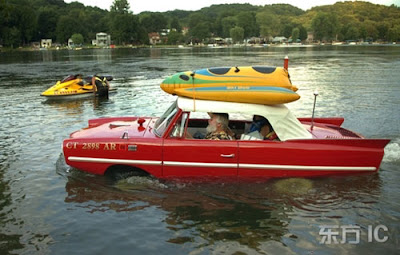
xmin=272 ymin=36 xmax=287 ymax=44
xmin=92 ymin=33 xmax=111 ymax=47
xmin=148 ymin=32 xmax=162 ymax=45
xmin=306 ymin=32 xmax=314 ymax=43
xmin=41 ymin=39 xmax=52 ymax=48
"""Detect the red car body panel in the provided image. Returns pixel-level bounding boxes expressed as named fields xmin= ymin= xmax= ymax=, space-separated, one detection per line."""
xmin=163 ymin=139 xmax=238 ymax=177
xmin=63 ymin=101 xmax=390 ymax=178
xmin=237 ymin=139 xmax=387 ymax=177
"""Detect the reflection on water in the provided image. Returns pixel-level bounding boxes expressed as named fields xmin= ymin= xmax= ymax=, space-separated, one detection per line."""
xmin=0 ymin=151 xmax=24 ymax=253
xmin=0 ymin=46 xmax=399 ymax=254
xmin=57 ymin=152 xmax=384 ymax=254
xmin=42 ymin=98 xmax=88 ymax=115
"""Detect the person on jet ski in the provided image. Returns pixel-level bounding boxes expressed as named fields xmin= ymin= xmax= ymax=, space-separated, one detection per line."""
xmin=92 ymin=75 xmax=110 ymax=98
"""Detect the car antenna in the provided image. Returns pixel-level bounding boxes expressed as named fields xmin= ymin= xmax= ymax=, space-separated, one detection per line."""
xmin=310 ymin=90 xmax=319 ymax=130
xmin=284 ymin=55 xmax=289 ymax=70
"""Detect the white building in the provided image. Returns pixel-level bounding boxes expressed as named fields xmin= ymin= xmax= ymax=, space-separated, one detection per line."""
xmin=41 ymin=39 xmax=52 ymax=48
xmin=68 ymin=38 xmax=74 ymax=48
xmin=92 ymin=33 xmax=111 ymax=47
xmin=272 ymin=36 xmax=287 ymax=44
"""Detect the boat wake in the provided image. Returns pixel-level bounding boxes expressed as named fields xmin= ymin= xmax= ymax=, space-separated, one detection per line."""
xmin=383 ymin=139 xmax=400 ymax=162
xmin=55 ymin=153 xmax=71 ymax=178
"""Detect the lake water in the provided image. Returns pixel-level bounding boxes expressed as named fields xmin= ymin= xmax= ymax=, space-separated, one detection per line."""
xmin=0 ymin=46 xmax=399 ymax=254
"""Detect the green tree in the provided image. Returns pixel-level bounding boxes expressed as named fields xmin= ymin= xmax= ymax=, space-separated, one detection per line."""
xmin=377 ymin=22 xmax=389 ymax=40
xmin=236 ymin=12 xmax=258 ymax=38
xmin=3 ymin=27 xmax=21 ymax=48
xmin=17 ymin=5 xmax=37 ymax=44
xmin=291 ymin=27 xmax=299 ymax=41
xmin=221 ymin=16 xmax=237 ymax=38
xmin=110 ymin=0 xmax=130 ymax=14
xmin=259 ymin=26 xmax=271 ymax=38
xmin=190 ymin=22 xmax=210 ymax=41
xmin=0 ymin=0 xmax=38 ymax=46
xmin=188 ymin=13 xmax=204 ymax=30
xmin=83 ymin=8 xmax=111 ymax=41
xmin=37 ymin=7 xmax=58 ymax=40
xmin=170 ymin=17 xmax=181 ymax=32
xmin=137 ymin=26 xmax=149 ymax=44
xmin=256 ymin=11 xmax=280 ymax=38
xmin=298 ymin=25 xmax=308 ymax=41
xmin=282 ymin=24 xmax=293 ymax=38
xmin=1 ymin=0 xmax=400 ymax=48
xmin=362 ymin=20 xmax=379 ymax=40
xmin=56 ymin=15 xmax=82 ymax=44
xmin=311 ymin=12 xmax=339 ymax=41
xmin=71 ymin=33 xmax=84 ymax=45
xmin=387 ymin=25 xmax=400 ymax=42
xmin=230 ymin=26 xmax=244 ymax=43
xmin=140 ymin=13 xmax=168 ymax=33
xmin=344 ymin=25 xmax=359 ymax=40
xmin=0 ymin=0 xmax=17 ymax=46
xmin=109 ymin=13 xmax=140 ymax=44
xmin=167 ymin=30 xmax=183 ymax=45
xmin=359 ymin=25 xmax=367 ymax=40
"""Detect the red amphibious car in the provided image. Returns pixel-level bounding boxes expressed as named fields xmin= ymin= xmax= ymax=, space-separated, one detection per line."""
xmin=63 ymin=97 xmax=389 ymax=178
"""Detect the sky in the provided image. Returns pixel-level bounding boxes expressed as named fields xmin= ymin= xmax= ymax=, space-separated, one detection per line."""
xmin=64 ymin=0 xmax=400 ymax=13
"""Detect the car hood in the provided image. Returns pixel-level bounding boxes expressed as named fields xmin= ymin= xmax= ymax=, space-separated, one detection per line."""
xmin=70 ymin=117 xmax=157 ymax=139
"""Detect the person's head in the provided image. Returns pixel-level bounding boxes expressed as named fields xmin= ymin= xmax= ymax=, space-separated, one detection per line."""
xmin=260 ymin=122 xmax=272 ymax=137
xmin=207 ymin=112 xmax=229 ymax=133
xmin=250 ymin=115 xmax=272 ymax=134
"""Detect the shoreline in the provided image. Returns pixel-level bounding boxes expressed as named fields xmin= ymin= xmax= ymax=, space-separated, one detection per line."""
xmin=1 ymin=42 xmax=399 ymax=53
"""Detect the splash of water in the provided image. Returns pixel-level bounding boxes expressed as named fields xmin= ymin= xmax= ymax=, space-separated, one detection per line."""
xmin=115 ymin=176 xmax=169 ymax=191
xmin=383 ymin=139 xmax=400 ymax=162
xmin=273 ymin=178 xmax=314 ymax=195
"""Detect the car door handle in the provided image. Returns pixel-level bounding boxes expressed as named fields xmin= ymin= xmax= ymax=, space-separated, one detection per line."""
xmin=220 ymin=154 xmax=235 ymax=158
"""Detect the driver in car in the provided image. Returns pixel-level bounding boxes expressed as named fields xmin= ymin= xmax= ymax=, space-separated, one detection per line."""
xmin=205 ymin=113 xmax=233 ymax=140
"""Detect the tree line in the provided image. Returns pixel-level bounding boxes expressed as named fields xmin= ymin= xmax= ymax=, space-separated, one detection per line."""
xmin=0 ymin=0 xmax=399 ymax=48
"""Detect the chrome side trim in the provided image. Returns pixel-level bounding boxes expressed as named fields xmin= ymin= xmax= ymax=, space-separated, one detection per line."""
xmin=68 ymin=157 xmax=376 ymax=171
xmin=163 ymin=161 xmax=237 ymax=168
xmin=68 ymin=156 xmax=162 ymax=165
xmin=239 ymin=164 xmax=376 ymax=171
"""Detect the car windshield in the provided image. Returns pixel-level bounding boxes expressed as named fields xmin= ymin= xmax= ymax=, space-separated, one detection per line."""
xmin=154 ymin=100 xmax=178 ymax=137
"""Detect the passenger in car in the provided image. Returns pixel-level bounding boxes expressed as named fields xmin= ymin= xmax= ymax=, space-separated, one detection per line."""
xmin=261 ymin=120 xmax=278 ymax=140
xmin=241 ymin=115 xmax=278 ymax=140
xmin=204 ymin=113 xmax=233 ymax=140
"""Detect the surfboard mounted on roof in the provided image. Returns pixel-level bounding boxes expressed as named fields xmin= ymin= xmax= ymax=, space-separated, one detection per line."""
xmin=160 ymin=66 xmax=300 ymax=104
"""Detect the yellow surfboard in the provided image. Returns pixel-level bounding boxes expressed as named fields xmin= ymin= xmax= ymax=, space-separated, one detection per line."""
xmin=161 ymin=66 xmax=300 ymax=104
xmin=174 ymin=86 xmax=300 ymax=105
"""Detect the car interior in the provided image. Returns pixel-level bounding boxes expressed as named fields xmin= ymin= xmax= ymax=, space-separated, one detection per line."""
xmin=169 ymin=111 xmax=253 ymax=140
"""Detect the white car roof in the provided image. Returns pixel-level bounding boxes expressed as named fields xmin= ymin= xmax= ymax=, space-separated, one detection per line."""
xmin=177 ymin=97 xmax=312 ymax=141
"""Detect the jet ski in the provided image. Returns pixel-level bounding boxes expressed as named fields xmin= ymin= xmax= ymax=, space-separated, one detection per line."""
xmin=41 ymin=74 xmax=115 ymax=99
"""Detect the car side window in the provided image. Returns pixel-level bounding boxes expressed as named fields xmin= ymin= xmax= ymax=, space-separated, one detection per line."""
xmin=185 ymin=112 xmax=209 ymax=139
xmin=169 ymin=112 xmax=189 ymax=138
xmin=154 ymin=101 xmax=178 ymax=137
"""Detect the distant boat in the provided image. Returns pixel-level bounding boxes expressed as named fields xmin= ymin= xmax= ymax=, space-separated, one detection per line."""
xmin=41 ymin=74 xmax=115 ymax=100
